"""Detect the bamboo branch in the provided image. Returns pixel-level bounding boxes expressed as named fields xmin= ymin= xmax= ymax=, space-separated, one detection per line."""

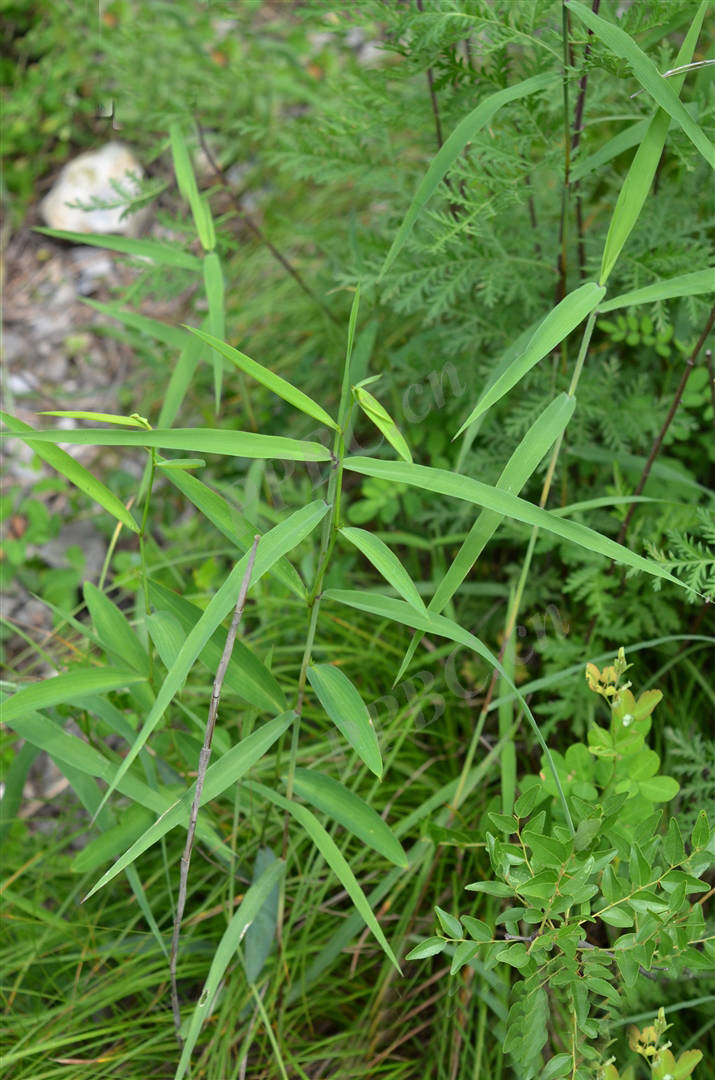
xmin=170 ymin=535 xmax=260 ymax=1044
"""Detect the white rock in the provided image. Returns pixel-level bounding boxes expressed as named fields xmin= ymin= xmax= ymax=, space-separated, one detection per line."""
xmin=40 ymin=142 xmax=146 ymax=236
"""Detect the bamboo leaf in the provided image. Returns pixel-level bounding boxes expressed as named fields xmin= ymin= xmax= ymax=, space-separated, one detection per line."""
xmin=164 ymin=468 xmax=305 ymax=598
xmin=245 ymin=781 xmax=401 ymax=973
xmin=582 ymin=1 xmax=709 ymax=284
xmin=175 ymin=859 xmax=286 ymax=1080
xmin=340 ymin=526 xmax=426 ymax=613
xmin=0 ymin=411 xmax=139 ymax=534
xmin=354 ymin=386 xmax=412 ymax=463
xmin=570 ymin=118 xmax=650 ymax=183
xmin=84 ymin=583 xmax=149 ymax=675
xmin=344 ymin=456 xmax=682 ymax=586
xmin=39 ymin=411 xmax=148 ymax=426
xmin=170 ymin=122 xmax=215 ymax=251
xmin=94 ymin=500 xmax=328 ymax=814
xmin=186 ymin=327 xmax=338 ymax=430
xmin=202 ymin=253 xmax=225 ymax=408
xmin=308 ymin=664 xmax=382 ymax=778
xmin=324 ymin=589 xmax=574 ymax=833
xmin=81 ymin=299 xmax=190 ymax=350
xmin=292 ymin=767 xmax=408 ymax=867
xmin=567 ymin=2 xmax=713 ymax=168
xmin=148 ymin=580 xmax=287 ymax=714
xmin=84 ymin=712 xmax=294 ymax=900
xmin=379 ymin=71 xmax=557 ymax=278
xmin=454 ymin=283 xmax=605 ymax=433
xmin=2 ymin=667 xmax=145 ymax=724
xmin=3 ymin=425 xmax=332 ymax=462
xmin=599 ymin=269 xmax=715 ymax=311
xmin=33 ymin=227 xmax=202 ymax=269
xmin=4 ymin=710 xmax=223 ymax=856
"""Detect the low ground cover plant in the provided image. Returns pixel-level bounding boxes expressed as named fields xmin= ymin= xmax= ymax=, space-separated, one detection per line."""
xmin=1 ymin=2 xmax=713 ymax=1078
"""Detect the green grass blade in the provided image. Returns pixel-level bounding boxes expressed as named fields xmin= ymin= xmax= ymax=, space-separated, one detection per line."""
xmin=307 ymin=663 xmax=383 ymax=778
xmin=84 ymin=583 xmax=150 ymax=674
xmin=567 ymin=2 xmax=713 ymax=168
xmin=148 ymin=580 xmax=287 ymax=714
xmin=94 ymin=500 xmax=328 ymax=814
xmin=164 ymin=468 xmax=305 ymax=598
xmin=340 ymin=526 xmax=426 ymax=613
xmin=599 ymin=269 xmax=715 ymax=311
xmin=454 ymin=284 xmax=604 ymax=434
xmin=4 ymin=425 xmax=333 ymax=462
xmin=81 ymin=299 xmax=190 ymax=351
xmin=292 ymin=767 xmax=408 ymax=867
xmin=0 ymin=411 xmax=139 ymax=534
xmin=344 ymin=456 xmax=683 ymax=586
xmin=0 ymin=743 xmax=40 ymax=845
xmin=84 ymin=712 xmax=294 ymax=901
xmin=379 ymin=71 xmax=557 ymax=278
xmin=187 ymin=327 xmax=338 ymax=430
xmin=324 ymin=589 xmax=573 ymax=833
xmin=246 ymin=780 xmax=401 ymax=972
xmin=396 ymin=393 xmax=575 ymax=682
xmin=33 ymin=226 xmax=202 ymax=269
xmin=586 ymin=1 xmax=709 ymax=284
xmin=202 ymin=253 xmax=225 ymax=409
xmin=175 ymin=858 xmax=286 ymax=1080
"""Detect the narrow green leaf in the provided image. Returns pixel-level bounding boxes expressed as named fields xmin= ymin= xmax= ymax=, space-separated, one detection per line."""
xmin=170 ymin=122 xmax=215 ymax=252
xmin=155 ymin=458 xmax=205 ymax=470
xmin=2 ymin=667 xmax=145 ymax=724
xmin=567 ymin=2 xmax=713 ymax=168
xmin=599 ymin=269 xmax=715 ymax=312
xmin=33 ymin=227 xmax=202 ymax=269
xmin=84 ymin=583 xmax=149 ymax=675
xmin=583 ymin=1 xmax=709 ymax=284
xmin=354 ymin=386 xmax=412 ymax=462
xmin=343 ymin=456 xmax=683 ymax=586
xmin=455 ymin=283 xmax=604 ymax=433
xmin=187 ymin=326 xmax=338 ymax=430
xmin=175 ymin=859 xmax=286 ymax=1080
xmin=406 ymin=936 xmax=447 ymax=960
xmin=307 ymin=664 xmax=382 ymax=778
xmin=147 ymin=580 xmax=286 ymax=714
xmin=324 ymin=589 xmax=574 ymax=833
xmin=202 ymin=253 xmax=225 ymax=408
xmin=146 ymin=610 xmax=186 ymax=678
xmin=0 ymin=743 xmax=40 ymax=845
xmin=81 ymin=299 xmax=190 ymax=350
xmin=0 ymin=411 xmax=139 ymax=534
xmin=292 ymin=767 xmax=407 ymax=867
xmin=340 ymin=527 xmax=426 ymax=613
xmin=379 ymin=71 xmax=557 ymax=278
xmin=245 ymin=780 xmax=401 ymax=973
xmin=157 ymin=330 xmax=203 ymax=429
xmin=397 ymin=394 xmax=576 ymax=682
xmin=84 ymin=712 xmax=294 ymax=900
xmin=570 ymin=120 xmax=650 ymax=183
xmin=4 ymin=425 xmax=333 ymax=462
xmin=71 ymin=804 xmax=155 ymax=875
xmin=243 ymin=848 xmax=281 ymax=983
xmin=94 ymin=499 xmax=328 ymax=814
xmin=5 ymin=710 xmax=223 ymax=857
xmin=164 ymin=468 xmax=305 ymax=598
xmin=39 ymin=411 xmax=147 ymax=426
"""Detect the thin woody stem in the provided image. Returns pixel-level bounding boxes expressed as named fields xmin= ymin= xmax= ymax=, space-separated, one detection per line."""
xmin=170 ymin=535 xmax=260 ymax=1044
